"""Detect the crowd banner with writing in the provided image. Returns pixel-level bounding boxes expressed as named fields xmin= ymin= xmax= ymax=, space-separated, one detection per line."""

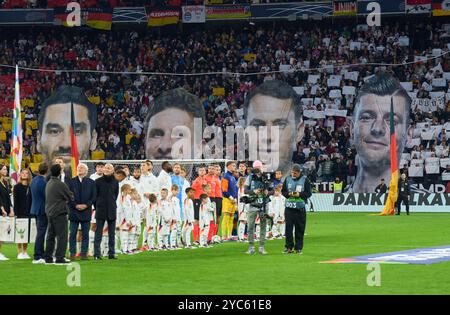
xmin=206 ymin=5 xmax=251 ymax=20
xmin=357 ymin=0 xmax=405 ymax=15
xmin=147 ymin=6 xmax=180 ymax=26
xmin=432 ymin=0 xmax=450 ymax=16
xmin=333 ymin=0 xmax=357 ymax=16
xmin=250 ymin=2 xmax=333 ymax=20
xmin=412 ymin=96 xmax=446 ymax=112
xmin=182 ymin=5 xmax=206 ymax=23
xmin=406 ymin=0 xmax=432 ymax=13
xmin=311 ymin=193 xmax=450 ymax=212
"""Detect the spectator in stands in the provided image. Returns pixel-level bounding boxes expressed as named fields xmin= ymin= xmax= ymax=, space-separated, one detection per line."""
xmin=37 ymin=86 xmax=97 ymax=172
xmin=0 ymin=20 xmax=449 ymax=188
xmin=244 ymin=80 xmax=304 ymax=177
xmin=350 ymin=72 xmax=412 ymax=193
xmin=144 ymin=88 xmax=205 ymax=160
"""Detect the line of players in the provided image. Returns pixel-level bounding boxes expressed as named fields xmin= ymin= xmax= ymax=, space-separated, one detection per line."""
xmin=82 ymin=161 xmax=287 ymax=256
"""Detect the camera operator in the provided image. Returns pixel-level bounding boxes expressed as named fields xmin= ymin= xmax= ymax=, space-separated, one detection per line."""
xmin=281 ymin=164 xmax=312 ymax=255
xmin=243 ymin=160 xmax=274 ymax=255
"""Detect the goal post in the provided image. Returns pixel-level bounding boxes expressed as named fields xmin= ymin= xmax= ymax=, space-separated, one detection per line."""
xmin=80 ymin=159 xmax=230 ymax=182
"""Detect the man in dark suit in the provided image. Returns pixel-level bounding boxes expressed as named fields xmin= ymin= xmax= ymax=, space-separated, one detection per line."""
xmin=30 ymin=162 xmax=49 ymax=264
xmin=396 ymin=173 xmax=410 ymax=215
xmin=93 ymin=163 xmax=119 ymax=260
xmin=68 ymin=163 xmax=96 ymax=261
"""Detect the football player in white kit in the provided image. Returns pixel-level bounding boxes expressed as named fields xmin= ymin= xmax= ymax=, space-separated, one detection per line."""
xmin=158 ymin=161 xmax=173 ymax=192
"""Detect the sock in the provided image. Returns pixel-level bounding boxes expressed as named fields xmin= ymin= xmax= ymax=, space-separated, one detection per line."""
xmin=193 ymin=224 xmax=200 ymax=242
xmin=221 ymin=216 xmax=228 ymax=239
xmin=227 ymin=215 xmax=234 ymax=238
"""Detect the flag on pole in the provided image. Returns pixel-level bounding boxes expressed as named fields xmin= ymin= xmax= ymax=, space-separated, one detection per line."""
xmin=70 ymin=101 xmax=79 ymax=178
xmin=9 ymin=65 xmax=23 ymax=183
xmin=378 ymin=97 xmax=398 ymax=216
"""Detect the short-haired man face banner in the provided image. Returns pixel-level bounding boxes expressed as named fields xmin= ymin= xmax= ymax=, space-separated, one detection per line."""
xmin=351 ymin=72 xmax=412 ymax=193
xmin=244 ymin=80 xmax=304 ymax=176
xmin=37 ymin=85 xmax=97 ymax=171
xmin=144 ymin=88 xmax=205 ymax=160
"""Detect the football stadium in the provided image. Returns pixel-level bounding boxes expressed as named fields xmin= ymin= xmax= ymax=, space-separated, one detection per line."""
xmin=0 ymin=0 xmax=450 ymax=298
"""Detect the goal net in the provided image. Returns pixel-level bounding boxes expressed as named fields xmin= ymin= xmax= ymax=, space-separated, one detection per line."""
xmin=80 ymin=159 xmax=229 ymax=182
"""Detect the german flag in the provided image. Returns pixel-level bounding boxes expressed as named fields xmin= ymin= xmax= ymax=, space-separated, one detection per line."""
xmin=432 ymin=0 xmax=450 ymax=16
xmin=70 ymin=102 xmax=79 ymax=178
xmin=147 ymin=6 xmax=180 ymax=27
xmin=53 ymin=7 xmax=73 ymax=27
xmin=378 ymin=98 xmax=398 ymax=216
xmin=86 ymin=7 xmax=113 ymax=31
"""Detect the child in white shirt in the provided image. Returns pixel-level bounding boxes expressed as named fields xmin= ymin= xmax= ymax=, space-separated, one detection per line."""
xmin=129 ymin=188 xmax=145 ymax=252
xmin=170 ymin=185 xmax=181 ymax=249
xmin=199 ymin=194 xmax=211 ymax=248
xmin=117 ymin=184 xmax=133 ymax=253
xmin=158 ymin=188 xmax=173 ymax=250
xmin=237 ymin=177 xmax=248 ymax=242
xmin=145 ymin=193 xmax=159 ymax=250
xmin=268 ymin=187 xmax=286 ymax=238
xmin=182 ymin=188 xmax=195 ymax=248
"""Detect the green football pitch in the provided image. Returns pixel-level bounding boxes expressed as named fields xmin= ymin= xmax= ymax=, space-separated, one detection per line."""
xmin=1 ymin=212 xmax=450 ymax=295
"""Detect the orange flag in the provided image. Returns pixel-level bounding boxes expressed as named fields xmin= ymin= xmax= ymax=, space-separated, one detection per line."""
xmin=377 ymin=97 xmax=398 ymax=216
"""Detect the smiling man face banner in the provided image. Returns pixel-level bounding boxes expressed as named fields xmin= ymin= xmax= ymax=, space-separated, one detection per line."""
xmin=351 ymin=72 xmax=412 ymax=193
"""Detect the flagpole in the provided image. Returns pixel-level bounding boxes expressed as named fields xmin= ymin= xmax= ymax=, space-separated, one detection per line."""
xmin=9 ymin=64 xmax=23 ymax=184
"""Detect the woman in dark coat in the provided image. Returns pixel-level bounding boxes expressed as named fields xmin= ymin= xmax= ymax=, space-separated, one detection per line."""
xmin=0 ymin=164 xmax=14 ymax=261
xmin=13 ymin=169 xmax=33 ymax=259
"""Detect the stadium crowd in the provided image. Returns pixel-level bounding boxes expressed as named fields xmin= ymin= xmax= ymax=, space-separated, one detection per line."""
xmin=0 ymin=18 xmax=449 ymax=191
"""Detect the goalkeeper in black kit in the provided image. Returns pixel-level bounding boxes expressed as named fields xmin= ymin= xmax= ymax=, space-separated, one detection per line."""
xmin=281 ymin=164 xmax=312 ymax=255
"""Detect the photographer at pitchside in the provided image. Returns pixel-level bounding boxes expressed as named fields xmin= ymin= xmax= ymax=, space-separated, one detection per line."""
xmin=243 ymin=160 xmax=274 ymax=255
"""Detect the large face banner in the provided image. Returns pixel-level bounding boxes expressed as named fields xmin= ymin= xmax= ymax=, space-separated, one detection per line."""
xmin=350 ymin=73 xmax=411 ymax=193
xmin=35 ymin=73 xmax=413 ymax=194
xmin=37 ymin=85 xmax=98 ymax=169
